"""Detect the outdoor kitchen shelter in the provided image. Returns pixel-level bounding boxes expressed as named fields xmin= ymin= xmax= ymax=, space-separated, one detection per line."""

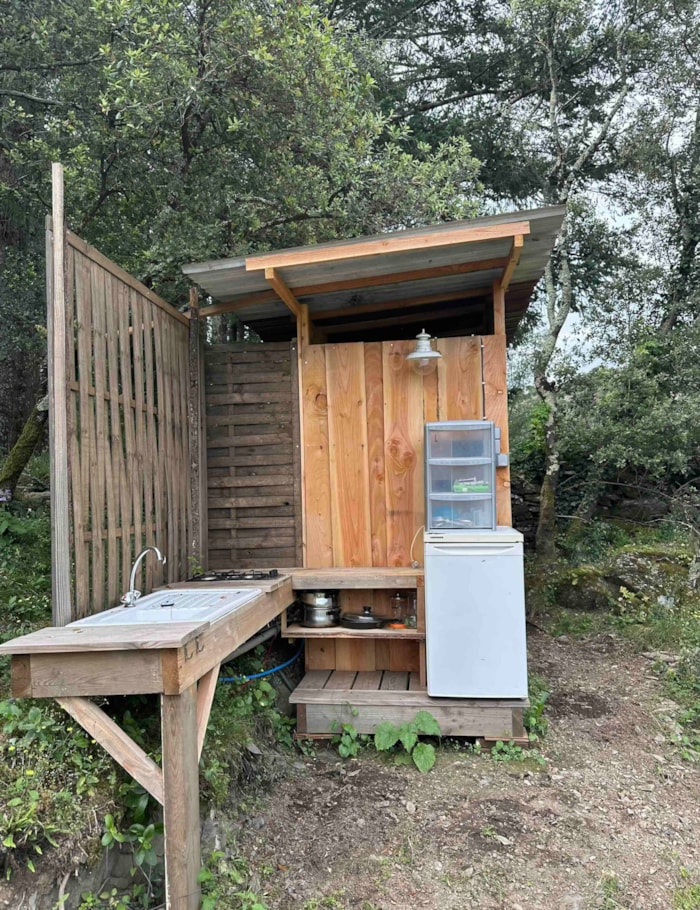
xmin=0 ymin=165 xmax=565 ymax=910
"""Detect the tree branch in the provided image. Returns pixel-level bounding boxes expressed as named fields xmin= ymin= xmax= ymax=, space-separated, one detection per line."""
xmin=0 ymin=89 xmax=62 ymax=106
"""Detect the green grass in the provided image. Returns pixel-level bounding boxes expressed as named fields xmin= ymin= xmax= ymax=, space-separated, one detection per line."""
xmin=674 ymin=885 xmax=700 ymax=909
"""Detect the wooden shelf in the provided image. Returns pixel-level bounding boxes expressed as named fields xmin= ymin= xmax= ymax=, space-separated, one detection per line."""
xmin=284 ymin=567 xmax=423 ymax=590
xmin=283 ymin=623 xmax=424 ymax=641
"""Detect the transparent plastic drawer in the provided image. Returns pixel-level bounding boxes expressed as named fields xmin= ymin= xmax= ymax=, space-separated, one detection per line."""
xmin=428 ymin=496 xmax=493 ymax=530
xmin=427 ymin=427 xmax=493 ymax=459
xmin=428 ymin=463 xmax=492 ymax=495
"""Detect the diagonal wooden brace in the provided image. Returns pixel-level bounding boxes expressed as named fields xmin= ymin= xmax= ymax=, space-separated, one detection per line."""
xmin=195 ymin=665 xmax=219 ymax=761
xmin=57 ymin=696 xmax=164 ymax=805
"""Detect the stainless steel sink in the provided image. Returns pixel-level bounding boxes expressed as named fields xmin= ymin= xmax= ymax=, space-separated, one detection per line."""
xmin=70 ymin=588 xmax=262 ymax=627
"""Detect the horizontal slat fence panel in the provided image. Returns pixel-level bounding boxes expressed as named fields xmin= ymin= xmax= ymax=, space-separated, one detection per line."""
xmin=62 ymin=231 xmax=191 ymax=619
xmin=205 ymin=342 xmax=302 ymax=568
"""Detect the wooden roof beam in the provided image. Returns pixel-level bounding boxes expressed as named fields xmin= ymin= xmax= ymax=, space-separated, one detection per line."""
xmin=289 ymin=255 xmax=510 ymax=297
xmin=499 ymin=234 xmax=524 ymax=292
xmin=193 ymin=256 xmax=510 ymax=320
xmin=264 ymin=267 xmax=302 ymax=319
xmin=245 ymin=221 xmax=531 ymax=272
xmin=315 ymin=286 xmax=492 ymax=324
xmin=322 ymin=304 xmax=486 ymax=335
xmin=195 ymin=289 xmax=278 ymax=319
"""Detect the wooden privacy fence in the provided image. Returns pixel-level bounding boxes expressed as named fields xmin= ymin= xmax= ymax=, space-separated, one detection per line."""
xmin=49 ymin=219 xmax=191 ymax=621
xmin=205 ymin=341 xmax=302 ymax=568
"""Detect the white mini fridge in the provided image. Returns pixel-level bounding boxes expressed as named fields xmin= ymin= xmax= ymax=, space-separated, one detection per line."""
xmin=424 ymin=528 xmax=528 ymax=698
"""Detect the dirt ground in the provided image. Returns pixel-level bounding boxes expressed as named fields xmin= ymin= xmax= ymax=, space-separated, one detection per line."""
xmin=235 ymin=630 xmax=700 ymax=909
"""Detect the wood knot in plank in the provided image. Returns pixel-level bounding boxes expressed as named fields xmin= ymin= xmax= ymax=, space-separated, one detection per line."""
xmin=386 ymin=433 xmax=416 ymax=473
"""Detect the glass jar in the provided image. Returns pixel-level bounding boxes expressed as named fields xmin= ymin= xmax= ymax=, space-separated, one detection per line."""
xmin=391 ymin=592 xmax=407 ymax=621
xmin=405 ymin=593 xmax=417 ymax=628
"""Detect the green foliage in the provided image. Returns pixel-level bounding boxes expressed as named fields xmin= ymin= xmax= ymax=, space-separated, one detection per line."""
xmin=373 ymin=711 xmax=441 ymax=772
xmin=0 ymin=699 xmax=118 ymax=878
xmin=200 ymin=652 xmax=296 ymax=805
xmin=0 ymin=0 xmax=480 ymax=314
xmin=674 ymin=868 xmax=700 ymax=909
xmin=489 ymin=740 xmax=527 ymax=763
xmin=509 ymin=394 xmax=550 ymax=481
xmin=77 ymin=886 xmax=150 ymax=910
xmin=561 ymin=521 xmax=632 ymax=565
xmin=557 ymin=325 xmax=700 ymax=498
xmin=101 ymin=814 xmax=162 ymax=875
xmin=655 ymin=651 xmax=700 ymax=763
xmin=0 ymin=504 xmax=51 ymax=657
xmin=489 ymin=738 xmax=547 ymax=768
xmin=331 ymin=722 xmax=368 ymax=759
xmin=199 ymin=851 xmax=268 ymax=910
xmin=595 ymin=873 xmax=625 ymax=909
xmin=524 ymin=675 xmax=550 ymax=742
xmin=410 ymin=742 xmax=436 ymax=774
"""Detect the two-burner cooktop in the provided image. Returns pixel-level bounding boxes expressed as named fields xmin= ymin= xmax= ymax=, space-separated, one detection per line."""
xmin=188 ymin=569 xmax=281 ymax=583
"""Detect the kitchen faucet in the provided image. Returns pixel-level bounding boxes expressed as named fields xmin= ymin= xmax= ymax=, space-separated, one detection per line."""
xmin=122 ymin=546 xmax=167 ymax=606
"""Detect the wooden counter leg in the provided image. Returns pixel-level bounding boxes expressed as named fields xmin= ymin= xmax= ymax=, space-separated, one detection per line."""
xmin=162 ymin=683 xmax=201 ymax=910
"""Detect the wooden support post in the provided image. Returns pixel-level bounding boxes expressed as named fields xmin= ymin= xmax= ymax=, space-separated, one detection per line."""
xmin=290 ymin=338 xmax=304 ymax=567
xmin=57 ymin=696 xmax=164 ymax=804
xmin=296 ymin=306 xmax=309 ymax=566
xmin=298 ymin=303 xmax=311 ymax=349
xmin=195 ymin=666 xmax=219 ymax=761
xmin=162 ymin=684 xmax=201 ymax=910
xmin=492 ymin=279 xmax=506 ymax=336
xmin=488 ymin=280 xmax=512 ymax=526
xmin=187 ymin=287 xmax=206 ymax=569
xmin=49 ymin=163 xmax=73 ymax=626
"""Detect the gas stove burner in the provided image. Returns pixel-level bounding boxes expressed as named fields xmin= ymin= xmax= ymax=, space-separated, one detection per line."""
xmin=188 ymin=568 xmax=280 ymax=583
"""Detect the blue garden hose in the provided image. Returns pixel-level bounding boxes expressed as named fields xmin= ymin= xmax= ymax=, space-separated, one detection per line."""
xmin=219 ymin=641 xmax=304 ymax=683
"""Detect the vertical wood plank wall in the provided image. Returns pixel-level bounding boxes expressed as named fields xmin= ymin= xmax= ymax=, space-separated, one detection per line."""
xmin=301 ymin=335 xmax=511 ymax=569
xmin=62 ymin=231 xmax=191 ymax=619
xmin=205 ymin=342 xmax=302 ymax=568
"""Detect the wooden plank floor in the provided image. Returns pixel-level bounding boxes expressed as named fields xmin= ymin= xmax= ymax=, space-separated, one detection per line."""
xmin=291 ymin=670 xmax=527 ymax=738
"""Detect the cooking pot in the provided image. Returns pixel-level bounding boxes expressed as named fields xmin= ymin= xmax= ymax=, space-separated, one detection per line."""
xmin=340 ymin=605 xmax=385 ymax=630
xmin=300 ymin=591 xmax=339 ymax=628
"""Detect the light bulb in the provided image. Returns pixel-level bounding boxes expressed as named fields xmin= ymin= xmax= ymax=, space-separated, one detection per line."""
xmin=410 ymin=356 xmax=439 ymax=375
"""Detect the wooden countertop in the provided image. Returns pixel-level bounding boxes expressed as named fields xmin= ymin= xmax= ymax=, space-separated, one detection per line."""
xmin=0 ymin=579 xmax=295 ymax=698
xmin=0 ymin=621 xmax=209 ymax=654
xmin=281 ymin=567 xmax=424 ymax=589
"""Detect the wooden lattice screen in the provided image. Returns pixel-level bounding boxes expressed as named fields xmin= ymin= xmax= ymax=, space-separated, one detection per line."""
xmin=49 ymin=218 xmax=192 ymax=621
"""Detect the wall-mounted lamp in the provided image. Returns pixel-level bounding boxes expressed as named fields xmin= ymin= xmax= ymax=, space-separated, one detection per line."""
xmin=405 ymin=329 xmax=442 ymax=375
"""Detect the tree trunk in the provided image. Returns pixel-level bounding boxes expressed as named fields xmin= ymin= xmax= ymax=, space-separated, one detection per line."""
xmin=534 ymin=381 xmax=559 ymax=561
xmin=0 ymin=393 xmax=48 ymax=501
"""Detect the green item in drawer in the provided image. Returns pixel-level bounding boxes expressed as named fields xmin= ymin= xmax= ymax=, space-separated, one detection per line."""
xmin=452 ymin=480 xmax=490 ymax=493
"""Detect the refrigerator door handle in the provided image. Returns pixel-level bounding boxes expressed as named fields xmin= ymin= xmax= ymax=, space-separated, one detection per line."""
xmin=425 ymin=544 xmax=519 ymax=557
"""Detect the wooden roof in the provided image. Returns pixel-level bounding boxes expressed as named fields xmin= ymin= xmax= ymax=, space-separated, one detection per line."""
xmin=183 ymin=206 xmax=565 ymax=342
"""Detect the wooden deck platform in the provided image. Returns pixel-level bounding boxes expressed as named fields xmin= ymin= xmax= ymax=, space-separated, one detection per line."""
xmin=290 ymin=669 xmax=528 ymax=739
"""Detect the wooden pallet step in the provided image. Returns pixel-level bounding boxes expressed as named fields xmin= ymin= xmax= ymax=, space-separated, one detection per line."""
xmin=292 ymin=670 xmax=528 ymax=738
